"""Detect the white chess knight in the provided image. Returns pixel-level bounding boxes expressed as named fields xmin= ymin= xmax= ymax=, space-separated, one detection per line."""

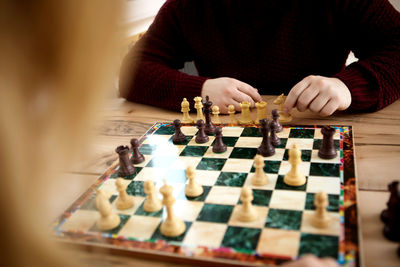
xmin=115 ymin=178 xmax=134 ymax=210
xmin=251 ymin=154 xmax=268 ymax=186
xmin=284 ymin=144 xmax=306 ymax=186
xmin=96 ymin=189 xmax=120 ymax=230
xmin=160 ymin=181 xmax=186 ymax=237
xmin=237 ymin=186 xmax=258 ymax=222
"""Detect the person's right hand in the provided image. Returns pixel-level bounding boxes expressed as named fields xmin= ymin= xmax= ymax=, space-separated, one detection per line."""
xmin=201 ymin=77 xmax=262 ymax=114
xmin=282 ymin=255 xmax=339 ymax=267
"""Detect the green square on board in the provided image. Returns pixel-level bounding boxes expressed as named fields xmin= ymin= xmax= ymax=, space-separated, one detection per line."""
xmin=241 ymin=127 xmax=262 ymax=137
xmin=299 ymin=233 xmax=339 ymax=259
xmin=196 ymin=158 xmax=227 ymax=171
xmin=250 ymin=160 xmax=281 ymax=174
xmin=211 ymin=136 xmax=239 ymax=147
xmin=309 ymin=163 xmax=340 ymax=177
xmin=221 ymin=226 xmax=261 ymax=252
xmin=289 ymin=129 xmax=315 ymax=138
xmin=215 ymin=172 xmax=247 ymax=187
xmin=180 ymin=146 xmax=208 ymax=157
xmin=154 ymin=126 xmax=175 ymax=135
xmin=196 ymin=203 xmax=234 ymax=223
xmin=229 ymin=147 xmax=258 ymax=159
xmin=265 ymin=209 xmax=302 ymax=230
xmin=275 ymin=175 xmax=307 ymax=191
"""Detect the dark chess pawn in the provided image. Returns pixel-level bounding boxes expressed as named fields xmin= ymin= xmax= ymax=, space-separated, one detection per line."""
xmin=257 ymin=119 xmax=275 ymax=157
xmin=272 ymin=109 xmax=283 ymax=133
xmin=381 ymin=181 xmax=399 ymax=223
xmin=381 ymin=181 xmax=400 ymax=242
xmin=213 ymin=127 xmax=227 ymax=153
xmin=270 ymin=120 xmax=281 ymax=146
xmin=130 ymin=138 xmax=145 ymax=164
xmin=195 ymin=119 xmax=209 ymax=144
xmin=116 ymin=145 xmax=136 ymax=176
xmin=172 ymin=119 xmax=187 ymax=144
xmin=318 ymin=126 xmax=337 ymax=159
xmin=203 ymin=95 xmax=216 ymax=135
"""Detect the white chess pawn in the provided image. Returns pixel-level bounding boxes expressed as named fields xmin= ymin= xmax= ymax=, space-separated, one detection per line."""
xmin=181 ymin=98 xmax=194 ymax=123
xmin=160 ymin=181 xmax=186 ymax=237
xmin=311 ymin=192 xmax=331 ymax=228
xmin=115 ymin=178 xmax=134 ymax=210
xmin=284 ymin=144 xmax=306 ymax=186
xmin=185 ymin=166 xmax=203 ymax=197
xmin=212 ymin=105 xmax=222 ymax=124
xmin=143 ymin=180 xmax=162 ymax=212
xmin=237 ymin=186 xmax=258 ymax=222
xmin=96 ymin=189 xmax=120 ymax=230
xmin=194 ymin=96 xmax=205 ymax=121
xmin=228 ymin=104 xmax=239 ymax=124
xmin=251 ymin=154 xmax=268 ymax=186
xmin=273 ymin=94 xmax=292 ymax=123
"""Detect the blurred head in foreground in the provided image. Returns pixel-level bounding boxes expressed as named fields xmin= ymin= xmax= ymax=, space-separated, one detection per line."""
xmin=0 ymin=0 xmax=121 ymax=266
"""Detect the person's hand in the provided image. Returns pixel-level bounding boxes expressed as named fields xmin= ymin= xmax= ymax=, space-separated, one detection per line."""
xmin=283 ymin=75 xmax=352 ymax=117
xmin=201 ymin=77 xmax=262 ymax=113
xmin=282 ymin=255 xmax=339 ymax=267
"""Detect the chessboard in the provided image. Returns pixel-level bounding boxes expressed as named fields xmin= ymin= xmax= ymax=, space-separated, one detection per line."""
xmin=53 ymin=122 xmax=360 ymax=266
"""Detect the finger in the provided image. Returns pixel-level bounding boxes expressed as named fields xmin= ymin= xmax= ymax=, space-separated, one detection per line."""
xmin=319 ymin=99 xmax=339 ymax=117
xmin=309 ymin=93 xmax=330 ymax=113
xmin=284 ymin=76 xmax=312 ymax=113
xmin=296 ymin=85 xmax=319 ymax=112
xmin=232 ymin=89 xmax=255 ymax=107
xmin=236 ymin=81 xmax=262 ymax=103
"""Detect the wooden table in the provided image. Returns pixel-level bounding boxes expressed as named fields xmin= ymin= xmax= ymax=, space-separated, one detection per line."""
xmin=56 ymin=96 xmax=400 ymax=267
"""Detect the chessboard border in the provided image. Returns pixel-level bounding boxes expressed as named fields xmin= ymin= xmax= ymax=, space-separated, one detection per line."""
xmin=53 ymin=122 xmax=360 ymax=267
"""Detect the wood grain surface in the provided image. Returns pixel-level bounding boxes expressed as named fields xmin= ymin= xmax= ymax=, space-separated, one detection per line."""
xmin=60 ymin=96 xmax=400 ymax=267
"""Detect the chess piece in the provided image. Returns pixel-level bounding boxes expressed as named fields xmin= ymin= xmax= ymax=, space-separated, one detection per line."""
xmin=172 ymin=119 xmax=187 ymax=143
xmin=381 ymin=181 xmax=399 ymax=223
xmin=284 ymin=144 xmax=306 ymax=186
xmin=203 ymin=96 xmax=216 ymax=134
xmin=269 ymin=120 xmax=281 ymax=146
xmin=272 ymin=109 xmax=283 ymax=132
xmin=181 ymin=98 xmax=194 ymax=123
xmin=228 ymin=104 xmax=239 ymax=124
xmin=273 ymin=94 xmax=292 ymax=123
xmin=255 ymin=101 xmax=267 ymax=124
xmin=239 ymin=101 xmax=254 ymax=124
xmin=194 ymin=96 xmax=205 ymax=121
xmin=195 ymin=119 xmax=209 ymax=143
xmin=160 ymin=181 xmax=186 ymax=237
xmin=130 ymin=138 xmax=145 ymax=164
xmin=185 ymin=166 xmax=203 ymax=197
xmin=237 ymin=186 xmax=258 ymax=222
xmin=116 ymin=145 xmax=136 ymax=176
xmin=96 ymin=190 xmax=121 ymax=230
xmin=318 ymin=126 xmax=337 ymax=159
xmin=143 ymin=180 xmax=162 ymax=212
xmin=257 ymin=119 xmax=275 ymax=157
xmin=212 ymin=105 xmax=222 ymax=124
xmin=212 ymin=127 xmax=227 ymax=153
xmin=381 ymin=181 xmax=400 ymax=241
xmin=115 ymin=178 xmax=134 ymax=210
xmin=251 ymin=154 xmax=268 ymax=186
xmin=311 ymin=192 xmax=332 ymax=228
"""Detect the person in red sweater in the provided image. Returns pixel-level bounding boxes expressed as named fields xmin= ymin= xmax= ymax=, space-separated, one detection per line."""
xmin=120 ymin=0 xmax=400 ymax=117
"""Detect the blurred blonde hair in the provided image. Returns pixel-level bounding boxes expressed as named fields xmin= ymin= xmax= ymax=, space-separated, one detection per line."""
xmin=0 ymin=0 xmax=122 ymax=266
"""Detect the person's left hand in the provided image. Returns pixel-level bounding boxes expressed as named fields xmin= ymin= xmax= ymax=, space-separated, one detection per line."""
xmin=283 ymin=75 xmax=352 ymax=117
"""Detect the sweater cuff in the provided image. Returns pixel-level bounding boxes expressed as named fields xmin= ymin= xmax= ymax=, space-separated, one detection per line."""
xmin=173 ymin=73 xmax=208 ymax=111
xmin=333 ymin=64 xmax=378 ymax=112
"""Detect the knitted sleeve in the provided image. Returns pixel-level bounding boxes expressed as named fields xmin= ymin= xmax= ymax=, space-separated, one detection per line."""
xmin=119 ymin=0 xmax=207 ymax=111
xmin=333 ymin=0 xmax=400 ymax=112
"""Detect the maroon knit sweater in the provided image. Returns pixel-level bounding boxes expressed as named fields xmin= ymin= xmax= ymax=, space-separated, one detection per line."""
xmin=120 ymin=0 xmax=400 ymax=112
